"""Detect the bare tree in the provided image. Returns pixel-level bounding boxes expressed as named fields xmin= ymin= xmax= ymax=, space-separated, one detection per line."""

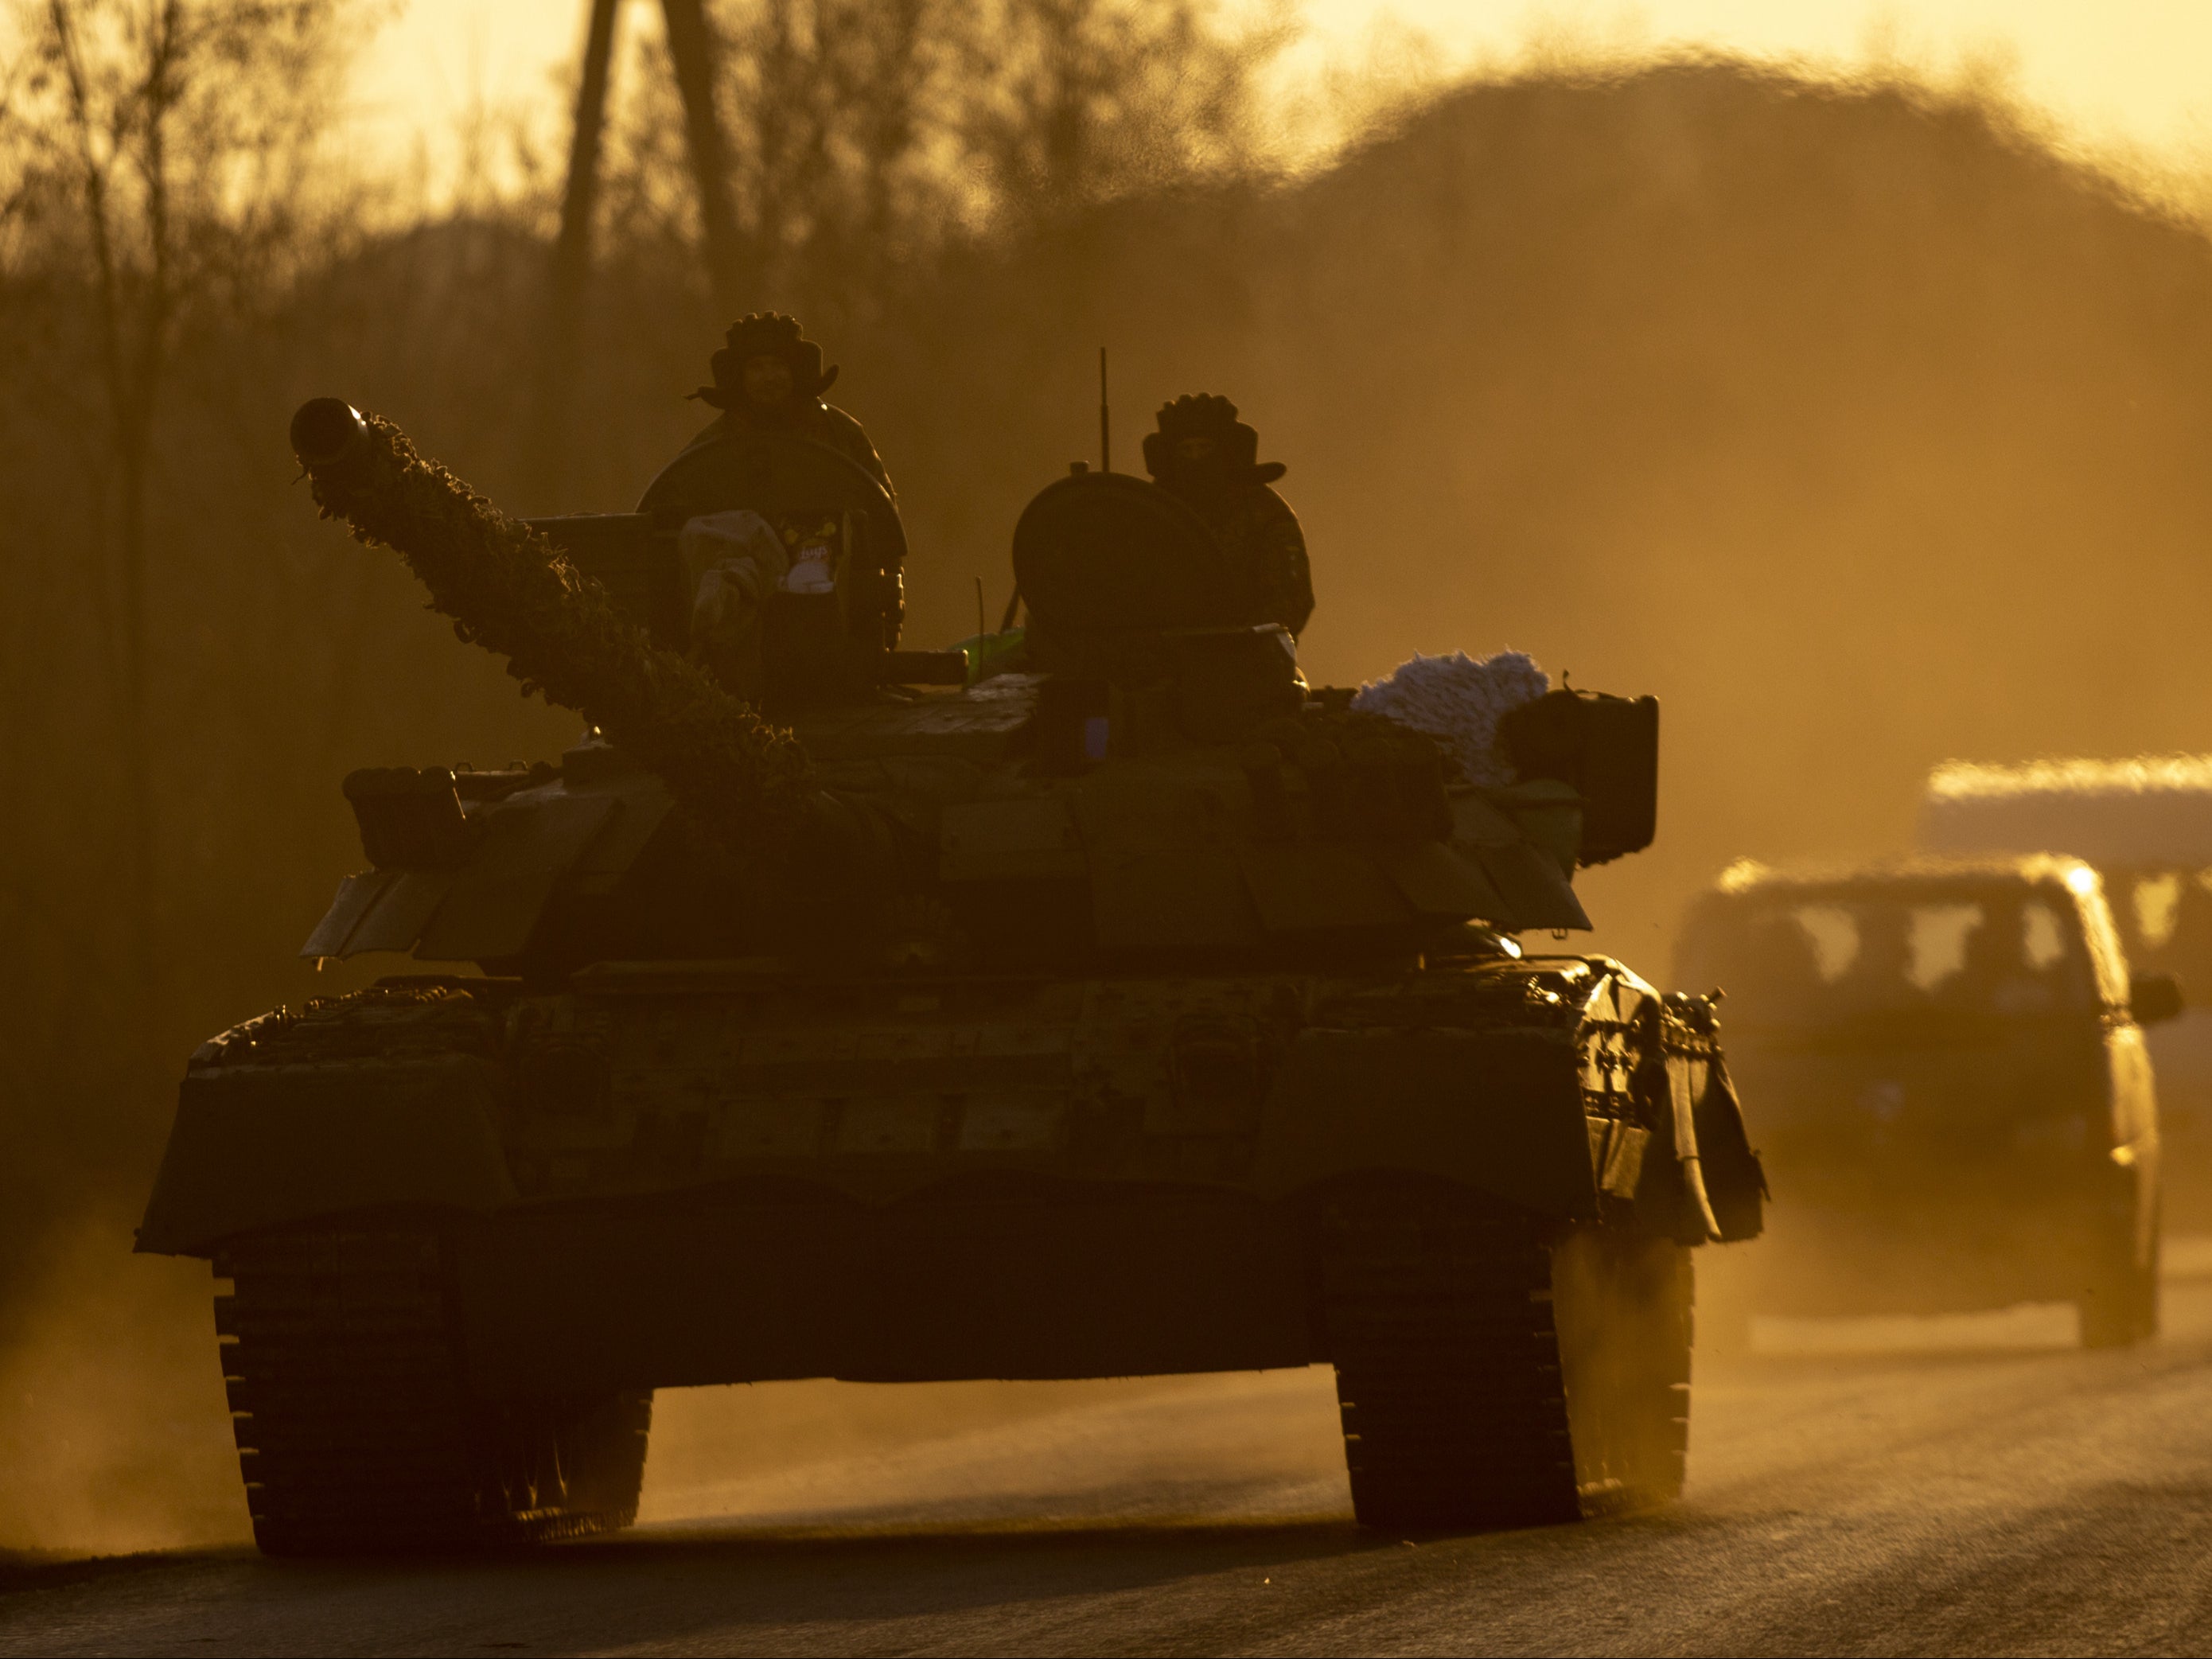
xmin=566 ymin=0 xmax=1284 ymax=337
xmin=662 ymin=0 xmax=742 ymax=309
xmin=6 ymin=0 xmax=349 ymax=990
xmin=532 ymin=0 xmax=623 ymax=500
xmin=961 ymin=0 xmax=1291 ymax=220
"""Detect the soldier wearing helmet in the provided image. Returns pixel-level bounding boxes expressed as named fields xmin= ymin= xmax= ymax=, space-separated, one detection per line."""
xmin=675 ymin=314 xmax=895 ymax=698
xmin=1143 ymin=394 xmax=1313 ymax=637
xmin=687 ymin=312 xmax=893 ymax=496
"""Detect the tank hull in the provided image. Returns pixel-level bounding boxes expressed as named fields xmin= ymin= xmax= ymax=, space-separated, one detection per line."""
xmin=144 ymin=958 xmax=1758 ymax=1389
xmin=144 ymin=957 xmax=1756 ymax=1258
xmin=421 ymin=1182 xmax=1315 ymax=1392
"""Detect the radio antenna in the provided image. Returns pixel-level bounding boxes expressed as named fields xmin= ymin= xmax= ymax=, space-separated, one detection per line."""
xmin=1098 ymin=346 xmax=1111 ymax=474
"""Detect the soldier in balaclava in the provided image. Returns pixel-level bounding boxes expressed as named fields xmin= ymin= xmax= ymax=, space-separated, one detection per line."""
xmin=688 ymin=312 xmax=893 ymax=497
xmin=1143 ymin=394 xmax=1313 ymax=637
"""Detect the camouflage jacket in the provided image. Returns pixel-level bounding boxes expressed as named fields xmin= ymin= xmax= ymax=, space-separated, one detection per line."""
xmin=1174 ymin=482 xmax=1314 ymax=637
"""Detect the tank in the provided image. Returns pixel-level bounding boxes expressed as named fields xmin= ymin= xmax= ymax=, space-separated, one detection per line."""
xmin=137 ymin=399 xmax=1766 ymax=1555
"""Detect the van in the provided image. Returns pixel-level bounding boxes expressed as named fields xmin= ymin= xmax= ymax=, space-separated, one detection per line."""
xmin=1920 ymin=757 xmax=2212 ymax=1224
xmin=1676 ymin=855 xmax=2177 ymax=1347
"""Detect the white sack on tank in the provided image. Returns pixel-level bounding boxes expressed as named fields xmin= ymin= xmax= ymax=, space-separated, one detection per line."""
xmin=1349 ymin=649 xmax=1550 ymax=787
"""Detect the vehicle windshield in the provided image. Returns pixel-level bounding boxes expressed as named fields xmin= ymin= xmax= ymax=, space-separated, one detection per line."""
xmin=1679 ymin=886 xmax=2095 ymax=1026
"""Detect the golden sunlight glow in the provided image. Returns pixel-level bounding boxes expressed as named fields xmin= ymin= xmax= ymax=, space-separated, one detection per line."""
xmin=1929 ymin=756 xmax=2212 ymax=800
xmin=350 ymin=1 xmax=2212 ymax=205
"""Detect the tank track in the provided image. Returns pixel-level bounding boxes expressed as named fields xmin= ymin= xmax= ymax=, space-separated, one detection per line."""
xmin=1321 ymin=1186 xmax=1691 ymax=1531
xmin=1321 ymin=1186 xmax=1579 ymax=1530
xmin=215 ymin=1229 xmax=649 ymax=1556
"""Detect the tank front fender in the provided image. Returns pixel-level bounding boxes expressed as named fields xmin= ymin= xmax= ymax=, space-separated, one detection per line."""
xmin=137 ymin=1055 xmax=517 ymax=1256
xmin=1252 ymin=1026 xmax=1599 ymax=1219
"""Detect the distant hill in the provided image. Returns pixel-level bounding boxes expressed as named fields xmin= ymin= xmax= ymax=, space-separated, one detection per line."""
xmin=10 ymin=53 xmax=2211 ymax=1236
xmin=874 ymin=59 xmax=2212 ymax=943
xmin=338 ymin=56 xmax=2212 ymax=945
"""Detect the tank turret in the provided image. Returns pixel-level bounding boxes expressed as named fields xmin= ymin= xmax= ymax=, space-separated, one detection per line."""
xmin=287 ymin=403 xmax=1634 ymax=973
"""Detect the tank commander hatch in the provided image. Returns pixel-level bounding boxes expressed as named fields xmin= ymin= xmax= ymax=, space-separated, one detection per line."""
xmin=677 ymin=313 xmax=894 ymax=697
xmin=1143 ymin=393 xmax=1314 ymax=637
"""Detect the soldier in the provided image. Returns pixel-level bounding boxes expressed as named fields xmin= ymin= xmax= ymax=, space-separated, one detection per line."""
xmin=679 ymin=313 xmax=893 ymax=696
xmin=687 ymin=311 xmax=893 ymax=497
xmin=1143 ymin=394 xmax=1313 ymax=637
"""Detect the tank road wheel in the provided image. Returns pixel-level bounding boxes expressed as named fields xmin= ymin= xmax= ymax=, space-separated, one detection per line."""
xmin=1319 ymin=1184 xmax=1693 ymax=1532
xmin=213 ymin=1229 xmax=651 ymax=1556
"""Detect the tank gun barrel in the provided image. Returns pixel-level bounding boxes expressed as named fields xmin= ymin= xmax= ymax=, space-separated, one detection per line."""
xmin=289 ymin=398 xmax=812 ymax=846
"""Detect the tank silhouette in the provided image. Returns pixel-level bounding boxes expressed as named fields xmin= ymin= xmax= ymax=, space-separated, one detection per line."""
xmin=138 ymin=399 xmax=1765 ymax=1554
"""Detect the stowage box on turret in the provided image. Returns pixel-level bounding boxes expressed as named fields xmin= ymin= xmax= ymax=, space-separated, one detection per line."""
xmin=138 ymin=399 xmax=1765 ymax=1554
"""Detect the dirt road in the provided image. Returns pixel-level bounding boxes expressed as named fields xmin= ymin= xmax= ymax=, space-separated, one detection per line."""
xmin=6 ymin=1268 xmax=2212 ymax=1656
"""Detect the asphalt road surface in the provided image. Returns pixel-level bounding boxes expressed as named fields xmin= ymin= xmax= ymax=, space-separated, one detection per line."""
xmin=9 ymin=1260 xmax=2212 ymax=1656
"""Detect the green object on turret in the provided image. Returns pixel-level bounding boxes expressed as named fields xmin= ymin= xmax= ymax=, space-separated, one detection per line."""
xmin=949 ymin=626 xmax=1028 ymax=683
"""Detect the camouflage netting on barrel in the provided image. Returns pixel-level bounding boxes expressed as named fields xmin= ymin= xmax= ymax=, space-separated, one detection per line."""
xmin=290 ymin=400 xmax=813 ymax=847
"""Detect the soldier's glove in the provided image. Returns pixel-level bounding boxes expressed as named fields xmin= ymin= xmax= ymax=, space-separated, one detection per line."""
xmin=680 ymin=511 xmax=789 ymax=651
xmin=680 ymin=511 xmax=790 ymax=698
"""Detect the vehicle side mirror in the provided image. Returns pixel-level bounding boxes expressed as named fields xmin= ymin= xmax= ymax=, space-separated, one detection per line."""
xmin=2130 ymin=972 xmax=2183 ymax=1026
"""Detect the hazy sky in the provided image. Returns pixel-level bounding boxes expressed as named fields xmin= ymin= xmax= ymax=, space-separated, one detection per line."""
xmin=353 ymin=1 xmax=2212 ymax=196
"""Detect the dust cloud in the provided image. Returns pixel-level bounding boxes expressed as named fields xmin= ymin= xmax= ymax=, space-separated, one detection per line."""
xmin=10 ymin=46 xmax=2212 ymax=1555
xmin=639 ymin=1372 xmax=1349 ymax=1532
xmin=0 ymin=1219 xmax=245 ymax=1556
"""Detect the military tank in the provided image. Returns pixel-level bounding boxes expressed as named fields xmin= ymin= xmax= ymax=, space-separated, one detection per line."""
xmin=138 ymin=398 xmax=1765 ymax=1555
